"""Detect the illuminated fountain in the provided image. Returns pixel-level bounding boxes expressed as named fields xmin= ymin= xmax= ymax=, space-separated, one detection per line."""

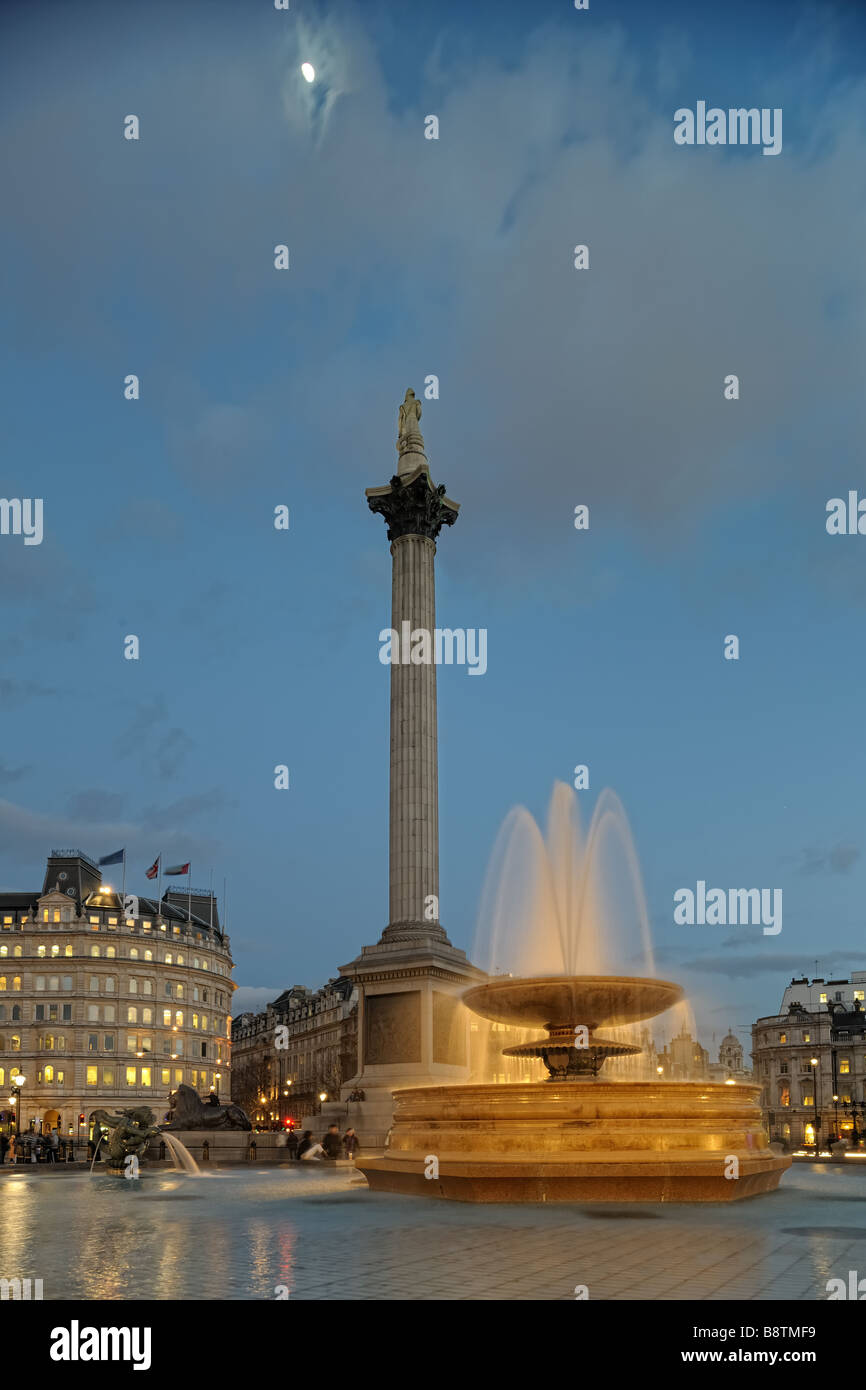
xmin=357 ymin=784 xmax=790 ymax=1202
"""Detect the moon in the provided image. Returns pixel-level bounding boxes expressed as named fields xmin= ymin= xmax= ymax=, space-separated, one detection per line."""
xmin=301 ymin=63 xmax=315 ymax=84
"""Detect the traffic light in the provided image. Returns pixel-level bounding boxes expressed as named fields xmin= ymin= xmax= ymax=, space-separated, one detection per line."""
xmin=78 ymin=1113 xmax=85 ymax=1124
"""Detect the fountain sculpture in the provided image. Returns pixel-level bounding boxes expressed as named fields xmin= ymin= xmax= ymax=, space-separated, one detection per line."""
xmin=357 ymin=784 xmax=791 ymax=1202
xmin=90 ymin=1106 xmax=161 ymax=1174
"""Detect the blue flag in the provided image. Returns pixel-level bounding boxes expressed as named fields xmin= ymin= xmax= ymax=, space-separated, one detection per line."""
xmin=98 ymin=849 xmax=125 ymax=867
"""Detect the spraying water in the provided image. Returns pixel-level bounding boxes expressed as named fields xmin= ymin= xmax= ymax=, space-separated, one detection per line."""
xmin=161 ymin=1133 xmax=201 ymax=1176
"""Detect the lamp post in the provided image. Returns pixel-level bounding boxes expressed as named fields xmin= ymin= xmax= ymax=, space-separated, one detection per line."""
xmin=833 ymin=1094 xmax=840 ymax=1145
xmin=810 ymin=1057 xmax=821 ymax=1150
xmin=10 ymin=1072 xmax=24 ymax=1139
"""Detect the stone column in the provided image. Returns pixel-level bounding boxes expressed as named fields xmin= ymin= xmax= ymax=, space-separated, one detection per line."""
xmin=366 ymin=452 xmax=460 ymax=946
xmin=387 ymin=531 xmax=440 ymax=938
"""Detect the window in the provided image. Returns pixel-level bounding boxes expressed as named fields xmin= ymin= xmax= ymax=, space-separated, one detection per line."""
xmin=104 ymin=976 xmax=115 ymax=993
xmin=129 ymin=978 xmax=138 ymax=994
xmin=87 ymin=1006 xmax=99 ymax=1022
xmin=162 ymin=1010 xmax=171 ymax=1027
xmin=104 ymin=1034 xmax=115 ymax=1051
xmin=176 ymin=984 xmax=183 ymax=999
xmin=175 ymin=1011 xmax=183 ymax=1028
xmin=62 ymin=977 xmax=72 ymax=990
xmin=50 ymin=945 xmax=60 ymax=958
xmin=86 ymin=1066 xmax=97 ymax=1086
xmin=855 ymin=991 xmax=865 ymax=1002
xmin=44 ymin=1065 xmax=54 ymax=1082
xmin=192 ymin=1014 xmax=199 ymax=1030
xmin=10 ymin=1036 xmax=19 ymax=1051
xmin=90 ymin=945 xmax=100 ymax=957
xmin=142 ymin=1007 xmax=153 ymax=1025
xmin=142 ymin=979 xmax=152 ymax=995
xmin=37 ymin=945 xmax=46 ymax=958
xmin=200 ymin=1042 xmax=207 ymax=1059
xmin=89 ymin=916 xmax=99 ymax=926
xmin=106 ymin=946 xmax=116 ymax=958
xmin=62 ymin=1004 xmax=71 ymax=1022
xmin=193 ymin=987 xmax=200 ymax=1003
xmin=130 ymin=948 xmax=139 ymax=960
xmin=12 ymin=977 xmax=20 ymax=992
xmin=35 ymin=1005 xmax=45 ymax=1022
xmin=174 ymin=1068 xmax=183 ymax=1084
xmin=779 ymin=1033 xmax=787 ymax=1044
xmin=127 ymin=1007 xmax=137 ymax=1023
xmin=803 ymin=1093 xmax=815 ymax=1107
xmin=127 ymin=1035 xmax=137 ymax=1053
xmin=165 ymin=983 xmax=172 ymax=998
xmin=836 ymin=992 xmax=843 ymax=1002
xmin=126 ymin=1067 xmax=137 ymax=1086
xmin=803 ymin=1032 xmax=811 ymax=1043
xmin=840 ymin=1059 xmax=851 ymax=1075
xmin=141 ymin=1066 xmax=152 ymax=1086
xmin=89 ymin=976 xmax=99 ymax=992
xmin=161 ymin=1068 xmax=170 ymax=1085
xmin=144 ymin=950 xmax=153 ymax=962
xmin=88 ymin=1034 xmax=98 ymax=1052
xmin=779 ymin=1062 xmax=788 ymax=1074
xmin=103 ymin=1067 xmax=115 ymax=1086
xmin=104 ymin=1005 xmax=115 ymax=1022
xmin=165 ymin=954 xmax=173 ymax=966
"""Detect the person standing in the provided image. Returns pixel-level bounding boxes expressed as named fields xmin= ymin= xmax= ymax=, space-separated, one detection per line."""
xmin=286 ymin=1129 xmax=299 ymax=1160
xmin=343 ymin=1128 xmax=359 ymax=1159
xmin=321 ymin=1124 xmax=342 ymax=1159
xmin=48 ymin=1128 xmax=60 ymax=1164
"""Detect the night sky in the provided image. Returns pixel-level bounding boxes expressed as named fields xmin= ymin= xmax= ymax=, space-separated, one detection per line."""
xmin=2 ymin=0 xmax=865 ymax=1060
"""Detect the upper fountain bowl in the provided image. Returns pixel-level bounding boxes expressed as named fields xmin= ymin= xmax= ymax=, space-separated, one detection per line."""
xmin=462 ymin=975 xmax=684 ymax=1030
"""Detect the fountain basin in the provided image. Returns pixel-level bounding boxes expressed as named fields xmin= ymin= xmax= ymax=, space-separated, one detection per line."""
xmin=462 ymin=975 xmax=684 ymax=1030
xmin=356 ymin=1081 xmax=791 ymax=1202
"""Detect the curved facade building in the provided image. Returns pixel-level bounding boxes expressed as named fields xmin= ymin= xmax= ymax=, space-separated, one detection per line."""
xmin=0 ymin=850 xmax=235 ymax=1142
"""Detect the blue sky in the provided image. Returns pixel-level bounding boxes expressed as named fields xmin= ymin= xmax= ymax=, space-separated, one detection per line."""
xmin=2 ymin=0 xmax=866 ymax=1060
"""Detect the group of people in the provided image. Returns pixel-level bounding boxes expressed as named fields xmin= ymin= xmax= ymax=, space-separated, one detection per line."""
xmin=0 ymin=1127 xmax=63 ymax=1164
xmin=277 ymin=1123 xmax=359 ymax=1161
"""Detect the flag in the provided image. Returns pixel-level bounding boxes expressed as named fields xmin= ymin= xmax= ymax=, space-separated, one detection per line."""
xmin=146 ymin=857 xmax=160 ymax=880
xmin=98 ymin=849 xmax=124 ymax=867
xmin=165 ymin=863 xmax=190 ymax=876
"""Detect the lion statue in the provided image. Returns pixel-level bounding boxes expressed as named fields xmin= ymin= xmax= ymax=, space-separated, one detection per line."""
xmin=161 ymin=1084 xmax=252 ymax=1131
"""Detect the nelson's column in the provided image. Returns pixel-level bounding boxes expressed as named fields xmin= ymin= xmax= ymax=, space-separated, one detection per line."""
xmin=339 ymin=390 xmax=485 ymax=1146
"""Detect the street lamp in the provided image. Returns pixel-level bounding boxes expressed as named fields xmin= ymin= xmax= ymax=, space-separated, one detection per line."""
xmin=10 ymin=1071 xmax=25 ymax=1139
xmin=810 ymin=1057 xmax=821 ymax=1149
xmin=833 ymin=1094 xmax=840 ymax=1145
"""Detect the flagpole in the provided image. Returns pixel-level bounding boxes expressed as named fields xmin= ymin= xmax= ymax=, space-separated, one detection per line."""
xmin=121 ymin=849 xmax=126 ymax=906
xmin=188 ymin=865 xmax=192 ymax=923
xmin=209 ymin=869 xmax=213 ymax=932
xmin=157 ymin=854 xmax=162 ymax=918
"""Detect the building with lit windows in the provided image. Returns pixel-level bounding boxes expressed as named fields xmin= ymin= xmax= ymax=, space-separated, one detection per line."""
xmin=232 ymin=978 xmax=357 ymax=1127
xmin=752 ymin=973 xmax=866 ymax=1149
xmin=0 ymin=850 xmax=235 ymax=1144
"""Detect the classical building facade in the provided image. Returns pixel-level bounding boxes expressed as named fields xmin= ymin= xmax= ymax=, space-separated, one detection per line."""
xmin=231 ymin=977 xmax=357 ymax=1127
xmin=752 ymin=972 xmax=866 ymax=1148
xmin=0 ymin=850 xmax=234 ymax=1141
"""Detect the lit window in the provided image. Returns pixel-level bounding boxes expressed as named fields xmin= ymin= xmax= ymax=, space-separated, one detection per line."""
xmin=11 ymin=978 xmax=20 ymax=993
xmin=44 ymin=1065 xmax=54 ymax=1082
xmin=37 ymin=946 xmax=46 ymax=958
xmin=820 ymin=993 xmax=828 ymax=1002
xmin=144 ymin=950 xmax=153 ymax=962
xmin=86 ymin=1066 xmax=97 ymax=1086
xmin=106 ymin=946 xmax=116 ymax=958
xmin=64 ymin=945 xmax=72 ymax=957
xmin=127 ymin=1008 xmax=138 ymax=1024
xmin=162 ymin=1010 xmax=171 ymax=1027
xmin=841 ymin=1059 xmax=851 ymax=1074
xmin=103 ymin=1067 xmax=115 ymax=1086
xmin=90 ymin=916 xmax=99 ymax=926
xmin=53 ymin=910 xmax=60 ymax=923
xmin=108 ymin=917 xmax=117 ymax=927
xmin=126 ymin=1067 xmax=137 ymax=1086
xmin=161 ymin=1068 xmax=170 ymax=1085
xmin=50 ymin=945 xmax=60 ymax=958
xmin=90 ymin=946 xmax=100 ymax=957
xmin=779 ymin=1033 xmax=787 ymax=1044
xmin=142 ymin=1007 xmax=152 ymax=1025
xmin=130 ymin=948 xmax=139 ymax=960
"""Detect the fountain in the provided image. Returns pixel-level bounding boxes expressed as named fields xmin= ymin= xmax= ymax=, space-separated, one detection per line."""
xmin=357 ymin=784 xmax=790 ymax=1202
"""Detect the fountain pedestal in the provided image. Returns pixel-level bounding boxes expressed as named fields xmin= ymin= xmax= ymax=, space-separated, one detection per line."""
xmin=355 ymin=976 xmax=791 ymax=1201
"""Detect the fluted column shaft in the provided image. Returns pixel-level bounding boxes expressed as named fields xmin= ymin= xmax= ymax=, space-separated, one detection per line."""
xmin=388 ymin=533 xmax=438 ymax=931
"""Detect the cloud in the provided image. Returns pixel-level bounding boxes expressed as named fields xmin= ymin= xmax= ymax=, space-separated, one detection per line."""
xmin=795 ymin=845 xmax=860 ymax=876
xmin=0 ymin=677 xmax=57 ymax=707
xmin=0 ymin=797 xmax=220 ymax=883
xmin=676 ymin=949 xmax=863 ymax=980
xmin=232 ymin=985 xmax=280 ymax=1016
xmin=0 ymin=761 xmax=30 ymax=785
xmin=113 ymin=698 xmax=194 ymax=779
xmin=66 ymin=789 xmax=125 ymax=820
